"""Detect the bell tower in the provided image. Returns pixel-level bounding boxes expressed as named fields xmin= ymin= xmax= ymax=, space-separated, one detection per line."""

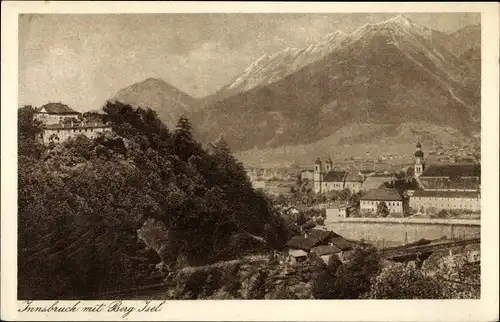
xmin=325 ymin=157 xmax=333 ymax=173
xmin=414 ymin=142 xmax=425 ymax=177
xmin=314 ymin=157 xmax=323 ymax=193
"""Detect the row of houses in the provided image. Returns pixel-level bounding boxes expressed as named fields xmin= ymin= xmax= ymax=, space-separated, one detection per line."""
xmin=285 ymin=228 xmax=360 ymax=264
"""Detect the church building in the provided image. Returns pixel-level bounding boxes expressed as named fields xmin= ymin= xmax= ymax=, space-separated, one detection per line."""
xmin=413 ymin=142 xmax=425 ymax=177
xmin=409 ymin=143 xmax=481 ymax=213
xmin=313 ymin=157 xmax=364 ymax=194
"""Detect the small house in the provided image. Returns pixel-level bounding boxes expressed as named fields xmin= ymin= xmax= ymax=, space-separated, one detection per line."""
xmin=311 ymin=244 xmax=342 ymax=264
xmin=286 ymin=229 xmax=334 ymax=253
xmin=325 ymin=205 xmax=349 ymax=219
xmin=286 ymin=229 xmax=355 ymax=264
xmin=288 ymin=249 xmax=308 ymax=264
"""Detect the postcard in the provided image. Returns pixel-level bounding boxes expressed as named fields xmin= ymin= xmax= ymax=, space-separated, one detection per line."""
xmin=1 ymin=1 xmax=499 ymax=321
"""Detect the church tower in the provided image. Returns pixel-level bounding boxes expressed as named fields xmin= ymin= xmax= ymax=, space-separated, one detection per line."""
xmin=414 ymin=142 xmax=425 ymax=177
xmin=325 ymin=157 xmax=333 ymax=173
xmin=314 ymin=157 xmax=323 ymax=193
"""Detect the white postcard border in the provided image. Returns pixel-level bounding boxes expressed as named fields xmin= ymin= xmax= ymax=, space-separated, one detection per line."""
xmin=2 ymin=2 xmax=499 ymax=321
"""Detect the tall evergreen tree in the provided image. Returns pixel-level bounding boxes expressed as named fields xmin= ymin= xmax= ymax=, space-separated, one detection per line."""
xmin=18 ymin=105 xmax=45 ymax=158
xmin=174 ymin=115 xmax=198 ymax=161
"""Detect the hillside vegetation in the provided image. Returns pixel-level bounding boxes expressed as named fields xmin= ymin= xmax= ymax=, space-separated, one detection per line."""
xmin=17 ymin=102 xmax=287 ymax=299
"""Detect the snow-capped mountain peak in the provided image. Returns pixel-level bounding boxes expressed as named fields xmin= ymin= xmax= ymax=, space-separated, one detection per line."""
xmin=385 ymin=14 xmax=413 ymax=26
xmin=322 ymin=30 xmax=347 ymax=41
xmin=223 ymin=29 xmax=347 ymax=92
xmin=220 ymin=15 xmax=473 ymax=98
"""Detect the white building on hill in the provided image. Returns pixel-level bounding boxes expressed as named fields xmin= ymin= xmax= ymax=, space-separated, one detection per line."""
xmin=35 ymin=102 xmax=81 ymax=124
xmin=41 ymin=122 xmax=112 ymax=144
xmin=35 ymin=103 xmax=112 ymax=144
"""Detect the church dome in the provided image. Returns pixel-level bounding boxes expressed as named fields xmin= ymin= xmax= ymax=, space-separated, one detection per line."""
xmin=414 ymin=150 xmax=424 ymax=158
xmin=315 ymin=157 xmax=322 ymax=164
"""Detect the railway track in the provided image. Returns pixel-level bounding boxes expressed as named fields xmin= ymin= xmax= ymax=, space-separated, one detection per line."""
xmin=381 ymin=237 xmax=480 ymax=260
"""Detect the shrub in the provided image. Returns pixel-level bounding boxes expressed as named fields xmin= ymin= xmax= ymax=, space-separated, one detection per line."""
xmin=427 ymin=207 xmax=438 ymax=215
xmin=435 ymin=255 xmax=480 ymax=299
xmin=366 ymin=262 xmax=442 ymax=299
xmin=203 ymin=268 xmax=224 ymax=297
xmin=405 ymin=207 xmax=416 ymax=217
xmin=315 ymin=217 xmax=325 ymax=225
xmin=312 ymin=246 xmax=381 ymax=299
xmin=183 ymin=270 xmax=209 ymax=299
xmin=225 ymin=278 xmax=242 ymax=298
xmin=437 ymin=210 xmax=449 ymax=218
xmin=377 ymin=202 xmax=390 ymax=217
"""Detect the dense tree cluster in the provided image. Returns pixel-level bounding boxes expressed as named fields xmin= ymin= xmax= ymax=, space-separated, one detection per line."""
xmin=18 ymin=102 xmax=287 ymax=299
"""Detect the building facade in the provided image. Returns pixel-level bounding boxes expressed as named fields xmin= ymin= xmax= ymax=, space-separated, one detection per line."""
xmin=313 ymin=157 xmax=365 ymax=194
xmin=41 ymin=122 xmax=112 ymax=144
xmin=409 ymin=143 xmax=481 ymax=212
xmin=35 ymin=103 xmax=112 ymax=144
xmin=326 ymin=206 xmax=349 ymax=219
xmin=35 ymin=102 xmax=81 ymax=125
xmin=344 ymin=172 xmax=364 ymax=193
xmin=360 ymin=188 xmax=405 ymax=214
xmin=410 ymin=190 xmax=480 ymax=212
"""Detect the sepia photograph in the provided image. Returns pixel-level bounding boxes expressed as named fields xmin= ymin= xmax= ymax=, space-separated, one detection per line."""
xmin=2 ymin=1 xmax=499 ymax=321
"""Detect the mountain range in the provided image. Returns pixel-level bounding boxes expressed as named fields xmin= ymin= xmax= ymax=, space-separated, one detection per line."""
xmin=111 ymin=15 xmax=481 ymax=164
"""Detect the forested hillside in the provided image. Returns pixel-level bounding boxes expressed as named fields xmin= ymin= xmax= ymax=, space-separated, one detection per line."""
xmin=17 ymin=102 xmax=287 ymax=299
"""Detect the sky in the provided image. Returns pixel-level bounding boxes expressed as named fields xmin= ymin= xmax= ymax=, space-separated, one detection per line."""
xmin=18 ymin=13 xmax=480 ymax=112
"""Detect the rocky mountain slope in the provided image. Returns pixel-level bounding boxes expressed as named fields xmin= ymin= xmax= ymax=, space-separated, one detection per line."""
xmin=202 ymin=31 xmax=347 ymax=105
xmin=235 ymin=122 xmax=480 ymax=168
xmin=449 ymin=24 xmax=481 ymax=56
xmin=191 ymin=16 xmax=480 ymax=152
